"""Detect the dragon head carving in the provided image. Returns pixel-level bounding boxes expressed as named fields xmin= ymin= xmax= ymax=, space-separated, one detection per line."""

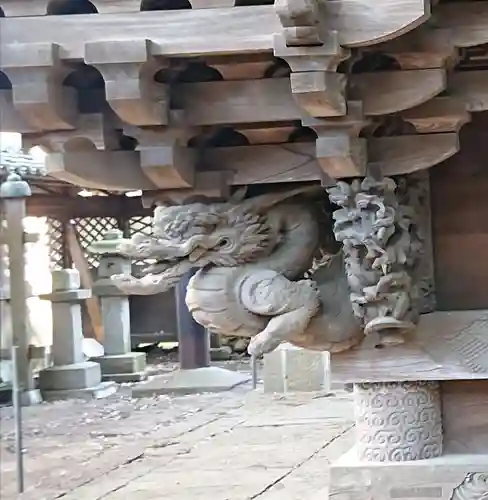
xmin=113 ymin=187 xmax=318 ymax=293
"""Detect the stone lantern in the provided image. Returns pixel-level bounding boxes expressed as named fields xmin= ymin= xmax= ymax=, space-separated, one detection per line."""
xmin=89 ymin=230 xmax=147 ymax=382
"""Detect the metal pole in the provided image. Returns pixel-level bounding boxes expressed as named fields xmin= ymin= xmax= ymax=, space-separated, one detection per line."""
xmin=251 ymin=354 xmax=258 ymax=390
xmin=11 ymin=345 xmax=25 ymax=494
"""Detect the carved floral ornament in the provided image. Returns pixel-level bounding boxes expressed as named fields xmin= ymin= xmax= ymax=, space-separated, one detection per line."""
xmin=111 ymin=175 xmax=424 ymax=355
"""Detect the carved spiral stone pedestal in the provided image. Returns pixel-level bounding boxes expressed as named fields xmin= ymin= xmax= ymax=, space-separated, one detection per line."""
xmin=354 ymin=381 xmax=443 ymax=462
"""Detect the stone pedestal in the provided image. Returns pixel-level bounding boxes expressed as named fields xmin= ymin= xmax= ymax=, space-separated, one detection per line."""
xmin=263 ymin=343 xmax=331 ymax=393
xmin=89 ymin=230 xmax=147 ymax=383
xmin=324 ymin=312 xmax=488 ymax=500
xmin=38 ymin=269 xmax=116 ymax=400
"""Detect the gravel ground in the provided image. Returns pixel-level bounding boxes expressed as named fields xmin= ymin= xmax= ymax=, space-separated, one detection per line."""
xmin=0 ymin=355 xmax=353 ymax=500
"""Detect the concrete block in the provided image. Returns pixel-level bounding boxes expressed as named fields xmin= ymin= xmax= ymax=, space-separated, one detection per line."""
xmin=263 ymin=343 xmax=331 ymax=393
xmin=39 ymin=361 xmax=101 ymax=391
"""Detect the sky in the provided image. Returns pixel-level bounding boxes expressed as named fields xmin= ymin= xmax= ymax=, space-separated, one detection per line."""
xmin=0 ymin=132 xmax=46 ymax=160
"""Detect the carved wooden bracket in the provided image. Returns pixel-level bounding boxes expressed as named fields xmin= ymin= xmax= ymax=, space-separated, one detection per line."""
xmin=141 ymin=171 xmax=232 ymax=207
xmin=23 ymin=111 xmax=122 ymax=153
xmin=45 ymin=150 xmax=157 ymax=191
xmin=303 ymin=101 xmax=369 ymax=180
xmin=123 ymin=126 xmax=195 ymax=189
xmin=290 ymin=71 xmax=347 ymax=117
xmin=273 ymin=0 xmax=350 ymax=119
xmin=275 ymin=0 xmax=324 ymax=47
xmin=349 ymin=69 xmax=447 ymax=116
xmin=400 ymin=97 xmax=471 ymax=134
xmin=84 ymin=39 xmax=168 ymax=126
xmin=0 ymin=89 xmax=36 ymax=134
xmin=0 ymin=42 xmax=77 ymax=131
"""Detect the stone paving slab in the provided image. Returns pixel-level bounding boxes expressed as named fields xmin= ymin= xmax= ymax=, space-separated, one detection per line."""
xmin=1 ymin=384 xmax=354 ymax=500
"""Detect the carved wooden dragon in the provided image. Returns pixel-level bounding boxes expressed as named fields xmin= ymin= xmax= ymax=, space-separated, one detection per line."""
xmin=111 ymin=187 xmax=363 ymax=356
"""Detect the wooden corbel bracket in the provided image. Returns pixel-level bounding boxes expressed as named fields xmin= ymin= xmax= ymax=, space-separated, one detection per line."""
xmin=141 ymin=171 xmax=232 ymax=207
xmin=23 ymin=110 xmax=123 ymax=153
xmin=84 ymin=39 xmax=168 ymax=127
xmin=273 ymin=0 xmax=350 ymax=119
xmin=349 ymin=68 xmax=447 ymax=116
xmin=123 ymin=125 xmax=196 ymax=190
xmin=0 ymin=42 xmax=77 ymax=131
xmin=45 ymin=149 xmax=157 ymax=191
xmin=303 ymin=101 xmax=369 ymax=180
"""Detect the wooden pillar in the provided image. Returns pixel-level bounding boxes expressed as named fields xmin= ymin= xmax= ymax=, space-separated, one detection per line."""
xmin=175 ymin=269 xmax=210 ymax=370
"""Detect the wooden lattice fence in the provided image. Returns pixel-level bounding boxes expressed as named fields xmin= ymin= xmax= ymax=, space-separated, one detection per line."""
xmin=46 ymin=215 xmax=155 ymax=269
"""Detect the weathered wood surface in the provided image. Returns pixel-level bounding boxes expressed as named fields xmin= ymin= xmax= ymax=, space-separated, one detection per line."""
xmin=351 ymin=69 xmax=446 ymax=116
xmin=431 ymin=112 xmax=488 ymax=310
xmin=1 ymin=0 xmax=236 ymax=16
xmin=330 ymin=310 xmax=488 ymax=384
xmin=44 ymin=132 xmax=461 ymax=190
xmin=442 ymin=380 xmax=488 ymax=454
xmin=25 ymin=194 xmax=149 ymax=219
xmin=66 ymin=223 xmax=104 ymax=342
xmin=45 ymin=151 xmax=157 ymax=191
xmin=448 ymin=71 xmax=488 ymax=113
xmin=0 ymin=1 xmax=430 ymax=60
xmin=436 ymin=1 xmax=488 ymax=48
xmin=4 ymin=74 xmax=479 ymax=136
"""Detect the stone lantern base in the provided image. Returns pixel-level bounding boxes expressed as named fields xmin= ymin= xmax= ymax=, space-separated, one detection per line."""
xmin=95 ymin=352 xmax=148 ymax=383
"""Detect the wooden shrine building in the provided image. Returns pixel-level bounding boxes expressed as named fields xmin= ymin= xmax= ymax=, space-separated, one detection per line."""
xmin=2 ymin=0 xmax=488 ymax=497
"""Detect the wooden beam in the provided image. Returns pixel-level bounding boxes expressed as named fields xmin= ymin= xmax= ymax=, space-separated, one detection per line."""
xmin=368 ymin=133 xmax=459 ymax=177
xmin=1 ymin=0 xmax=238 ymax=16
xmin=180 ymin=78 xmax=303 ymax=125
xmin=362 ymin=26 xmax=457 ymax=70
xmin=85 ymin=39 xmax=169 ymax=126
xmin=65 ymin=223 xmax=103 ymax=342
xmin=0 ymin=89 xmax=37 ymax=134
xmin=0 ymin=42 xmax=78 ymax=131
xmin=0 ymin=1 xmax=430 ymax=61
xmin=45 ymin=150 xmax=157 ymax=191
xmin=399 ymin=97 xmax=471 ymax=134
xmin=7 ymin=72 xmax=462 ymax=140
xmin=448 ymin=71 xmax=488 ymax=113
xmin=26 ymin=195 xmax=149 ymax=219
xmin=436 ymin=1 xmax=488 ymax=48
xmin=23 ymin=112 xmax=118 ymax=152
xmin=43 ymin=132 xmax=462 ymax=190
xmin=169 ymin=73 xmax=449 ymax=126
xmin=350 ymin=69 xmax=446 ymax=116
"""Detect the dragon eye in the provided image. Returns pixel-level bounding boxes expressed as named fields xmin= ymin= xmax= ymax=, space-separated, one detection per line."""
xmin=217 ymin=238 xmax=231 ymax=248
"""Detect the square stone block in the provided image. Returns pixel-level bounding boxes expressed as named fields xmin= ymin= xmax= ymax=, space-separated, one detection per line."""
xmin=263 ymin=343 xmax=330 ymax=393
xmin=52 ymin=269 xmax=80 ymax=291
xmin=96 ymin=352 xmax=146 ymax=376
xmin=39 ymin=361 xmax=101 ymax=391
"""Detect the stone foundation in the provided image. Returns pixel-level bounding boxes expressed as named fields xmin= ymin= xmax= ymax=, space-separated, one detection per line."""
xmin=354 ymin=381 xmax=443 ymax=462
